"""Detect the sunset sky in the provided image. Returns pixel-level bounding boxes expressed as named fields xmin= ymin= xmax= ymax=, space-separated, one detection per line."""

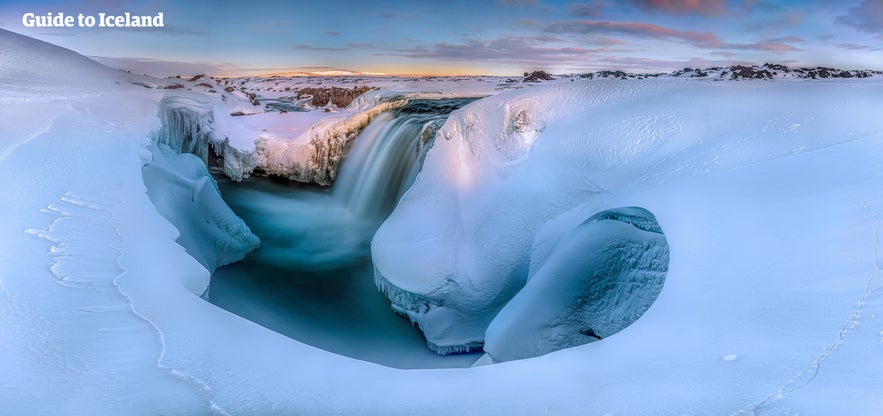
xmin=1 ymin=0 xmax=881 ymax=76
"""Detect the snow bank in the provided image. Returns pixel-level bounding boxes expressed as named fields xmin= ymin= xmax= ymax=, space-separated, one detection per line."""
xmin=372 ymin=80 xmax=669 ymax=352
xmin=142 ymin=144 xmax=259 ymax=273
xmin=372 ymin=77 xmax=883 ymax=355
xmin=483 ymin=207 xmax=669 ymax=362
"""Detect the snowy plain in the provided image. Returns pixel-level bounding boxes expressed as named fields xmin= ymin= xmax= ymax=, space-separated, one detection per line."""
xmin=2 ymin=27 xmax=883 ymax=415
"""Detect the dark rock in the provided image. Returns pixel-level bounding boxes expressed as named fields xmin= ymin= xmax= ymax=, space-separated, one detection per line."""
xmin=522 ymin=70 xmax=555 ymax=82
xmin=729 ymin=65 xmax=773 ymax=79
xmin=296 ymin=86 xmax=375 ymax=108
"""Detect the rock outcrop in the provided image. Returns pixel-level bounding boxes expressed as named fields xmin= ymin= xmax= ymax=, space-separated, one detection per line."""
xmin=296 ymin=86 xmax=375 ymax=108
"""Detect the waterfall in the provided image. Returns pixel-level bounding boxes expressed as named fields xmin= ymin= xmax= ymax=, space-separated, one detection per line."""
xmin=333 ymin=98 xmax=475 ymax=221
xmin=209 ymin=98 xmax=481 ymax=368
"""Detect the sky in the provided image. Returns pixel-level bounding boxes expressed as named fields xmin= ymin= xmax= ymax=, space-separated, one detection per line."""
xmin=1 ymin=0 xmax=881 ymax=76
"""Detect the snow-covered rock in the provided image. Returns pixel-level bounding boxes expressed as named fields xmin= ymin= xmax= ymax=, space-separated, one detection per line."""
xmin=372 ymin=76 xmax=883 ymax=355
xmin=483 ymin=206 xmax=669 ymax=362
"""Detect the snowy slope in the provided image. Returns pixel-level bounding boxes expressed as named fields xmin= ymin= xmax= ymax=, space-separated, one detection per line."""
xmin=2 ymin=28 xmax=883 ymax=416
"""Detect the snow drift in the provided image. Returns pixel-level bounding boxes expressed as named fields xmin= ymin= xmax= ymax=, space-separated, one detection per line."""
xmin=483 ymin=206 xmax=669 ymax=362
xmin=372 ymin=77 xmax=883 ymax=360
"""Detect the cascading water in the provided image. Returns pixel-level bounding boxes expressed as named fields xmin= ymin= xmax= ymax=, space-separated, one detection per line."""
xmin=209 ymin=97 xmax=479 ymax=369
xmin=333 ymin=99 xmax=474 ymax=221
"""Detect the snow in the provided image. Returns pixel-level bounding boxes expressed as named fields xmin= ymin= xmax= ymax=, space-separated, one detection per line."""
xmin=3 ymin=27 xmax=883 ymax=415
xmin=372 ymin=78 xmax=883 ymax=355
xmin=483 ymin=207 xmax=669 ymax=362
xmin=141 ymin=144 xmax=260 ymax=273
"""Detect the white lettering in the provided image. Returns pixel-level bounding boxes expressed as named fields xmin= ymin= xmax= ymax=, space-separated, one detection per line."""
xmin=22 ymin=11 xmax=164 ymax=28
xmin=21 ymin=12 xmax=75 ymax=27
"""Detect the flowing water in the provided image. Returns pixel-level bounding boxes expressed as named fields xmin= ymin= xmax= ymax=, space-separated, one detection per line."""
xmin=209 ymin=98 xmax=480 ymax=369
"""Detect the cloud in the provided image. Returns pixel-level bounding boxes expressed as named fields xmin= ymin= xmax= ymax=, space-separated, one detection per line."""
xmin=253 ymin=21 xmax=291 ymax=32
xmin=545 ymin=20 xmax=802 ymax=51
xmin=741 ymin=43 xmax=802 ymax=52
xmin=837 ymin=0 xmax=883 ymax=36
xmin=596 ymin=55 xmax=755 ymax=71
xmin=325 ymin=31 xmax=341 ymax=36
xmin=627 ymin=0 xmax=727 ymax=16
xmin=344 ymin=42 xmax=375 ymax=49
xmin=498 ymin=0 xmax=538 ymax=5
xmin=89 ymin=56 xmax=260 ymax=77
xmin=766 ymin=35 xmax=804 ymax=43
xmin=382 ymin=36 xmax=604 ymax=68
xmin=291 ymin=43 xmax=349 ymax=52
xmin=568 ymin=1 xmax=606 ymax=17
xmin=710 ymin=51 xmax=737 ymax=58
xmin=837 ymin=42 xmax=880 ymax=51
xmin=546 ymin=20 xmax=720 ymax=44
xmin=743 ymin=10 xmax=804 ymax=34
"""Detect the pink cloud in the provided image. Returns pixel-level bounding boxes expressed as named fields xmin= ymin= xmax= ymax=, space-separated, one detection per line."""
xmin=546 ymin=20 xmax=802 ymax=52
xmin=546 ymin=20 xmax=721 ymax=45
xmin=628 ymin=0 xmax=727 ymax=16
xmin=749 ymin=43 xmax=802 ymax=52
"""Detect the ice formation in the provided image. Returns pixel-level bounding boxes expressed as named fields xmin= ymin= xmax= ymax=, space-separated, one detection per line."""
xmin=483 ymin=207 xmax=669 ymax=362
xmin=142 ymin=144 xmax=260 ymax=273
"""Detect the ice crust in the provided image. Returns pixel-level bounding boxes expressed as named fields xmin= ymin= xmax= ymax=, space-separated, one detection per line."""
xmin=4 ymin=28 xmax=883 ymax=415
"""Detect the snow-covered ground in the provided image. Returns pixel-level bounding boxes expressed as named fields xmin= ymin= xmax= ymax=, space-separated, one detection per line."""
xmin=2 ymin=27 xmax=883 ymax=415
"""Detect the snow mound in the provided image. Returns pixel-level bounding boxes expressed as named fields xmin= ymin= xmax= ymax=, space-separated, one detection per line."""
xmin=371 ymin=80 xmax=668 ymax=353
xmin=0 ymin=29 xmax=119 ymax=92
xmin=372 ymin=76 xmax=883 ymax=354
xmin=483 ymin=207 xmax=669 ymax=362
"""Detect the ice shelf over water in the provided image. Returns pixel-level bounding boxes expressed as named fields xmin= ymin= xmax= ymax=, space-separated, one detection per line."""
xmin=3 ymin=28 xmax=883 ymax=415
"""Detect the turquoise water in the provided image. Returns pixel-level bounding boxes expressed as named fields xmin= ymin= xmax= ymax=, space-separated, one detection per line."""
xmin=209 ymin=176 xmax=481 ymax=368
xmin=208 ymin=100 xmax=482 ymax=368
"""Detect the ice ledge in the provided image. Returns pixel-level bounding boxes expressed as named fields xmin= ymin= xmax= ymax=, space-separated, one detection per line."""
xmin=374 ymin=267 xmax=485 ymax=355
xmin=155 ymin=93 xmax=410 ymax=186
xmin=254 ymin=96 xmax=409 ymax=186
